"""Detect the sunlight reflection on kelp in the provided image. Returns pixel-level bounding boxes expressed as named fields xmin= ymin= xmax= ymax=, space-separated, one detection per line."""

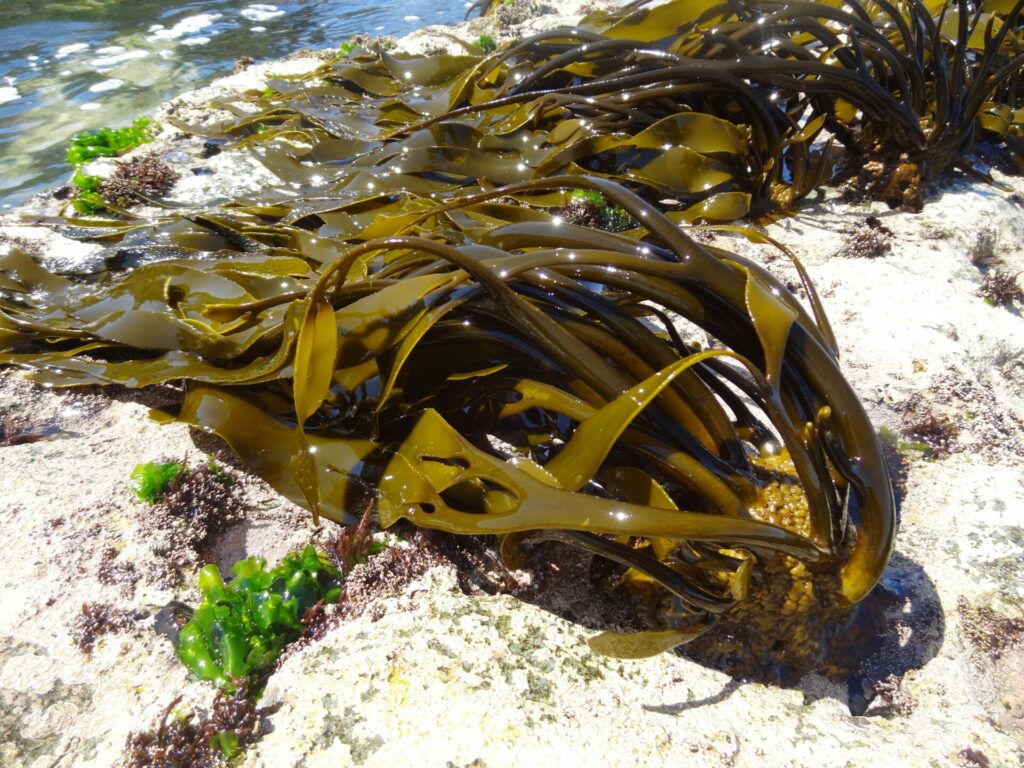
xmin=2 ymin=0 xmax=1022 ymax=672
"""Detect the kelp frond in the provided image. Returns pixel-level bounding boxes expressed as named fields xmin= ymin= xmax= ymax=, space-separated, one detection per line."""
xmin=0 ymin=175 xmax=894 ymax=669
xmin=160 ymin=0 xmax=1024 ymax=219
xmin=14 ymin=0 xmax=1017 ymax=674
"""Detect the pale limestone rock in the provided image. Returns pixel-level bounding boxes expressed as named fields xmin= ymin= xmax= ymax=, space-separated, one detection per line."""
xmin=1 ymin=2 xmax=1024 ymax=766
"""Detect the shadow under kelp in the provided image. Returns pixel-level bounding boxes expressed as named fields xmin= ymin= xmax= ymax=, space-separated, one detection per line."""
xmin=509 ymin=536 xmax=944 ymax=716
xmin=179 ymin=397 xmax=945 ymax=716
xmin=95 ymin=364 xmax=936 ymax=716
xmin=648 ymin=548 xmax=944 ymax=715
xmin=839 ymin=551 xmax=946 ymax=716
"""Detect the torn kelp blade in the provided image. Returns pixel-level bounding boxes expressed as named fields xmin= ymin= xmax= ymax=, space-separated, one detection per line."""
xmin=375 ymin=408 xmax=823 ymax=563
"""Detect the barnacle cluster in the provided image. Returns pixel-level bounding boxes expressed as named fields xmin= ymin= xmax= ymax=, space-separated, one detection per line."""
xmin=2 ymin=0 xmax=1022 ymax=673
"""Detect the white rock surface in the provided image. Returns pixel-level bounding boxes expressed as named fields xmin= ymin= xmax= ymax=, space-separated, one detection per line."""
xmin=1 ymin=2 xmax=1023 ymax=767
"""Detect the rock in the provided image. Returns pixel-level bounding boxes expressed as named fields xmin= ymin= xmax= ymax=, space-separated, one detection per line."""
xmin=1 ymin=2 xmax=1024 ymax=766
xmin=0 ymin=372 xmax=315 ymax=768
xmin=241 ymin=561 xmax=1020 ymax=768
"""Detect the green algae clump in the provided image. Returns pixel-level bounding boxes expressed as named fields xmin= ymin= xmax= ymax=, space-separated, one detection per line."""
xmin=65 ymin=116 xmax=157 ymax=166
xmin=176 ymin=547 xmax=341 ymax=690
xmin=64 ymin=116 xmax=161 ymax=213
xmin=131 ymin=462 xmax=188 ymax=504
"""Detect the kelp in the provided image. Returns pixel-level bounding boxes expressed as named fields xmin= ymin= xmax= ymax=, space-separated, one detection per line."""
xmin=15 ymin=0 xmax=1017 ymax=671
xmin=156 ymin=0 xmax=1024 ymax=221
xmin=0 ymin=174 xmax=894 ymax=667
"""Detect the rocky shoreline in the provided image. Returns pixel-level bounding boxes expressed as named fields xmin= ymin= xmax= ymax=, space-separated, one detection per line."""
xmin=2 ymin=1 xmax=1024 ymax=766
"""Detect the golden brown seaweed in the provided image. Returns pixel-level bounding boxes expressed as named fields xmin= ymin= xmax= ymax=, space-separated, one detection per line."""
xmin=0 ymin=175 xmax=894 ymax=664
xmin=156 ymin=0 xmax=1023 ymax=219
xmin=11 ymin=0 xmax=1021 ymax=669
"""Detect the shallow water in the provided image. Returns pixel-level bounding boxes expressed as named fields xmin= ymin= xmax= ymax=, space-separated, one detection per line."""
xmin=0 ymin=0 xmax=469 ymax=209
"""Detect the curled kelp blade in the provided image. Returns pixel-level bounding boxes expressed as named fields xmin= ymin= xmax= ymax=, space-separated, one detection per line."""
xmin=1 ymin=169 xmax=895 ymax=620
xmin=270 ymin=175 xmax=890 ymax=607
xmin=431 ymin=175 xmax=892 ymax=602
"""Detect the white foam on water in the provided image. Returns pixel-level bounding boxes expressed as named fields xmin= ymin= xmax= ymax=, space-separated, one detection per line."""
xmin=181 ymin=36 xmax=213 ymax=46
xmin=404 ymin=15 xmax=422 ymax=21
xmin=241 ymin=4 xmax=285 ymax=21
xmin=146 ymin=12 xmax=223 ymax=41
xmin=55 ymin=42 xmax=89 ymax=59
xmin=80 ymin=102 xmax=102 ymax=110
xmin=91 ymin=49 xmax=149 ymax=67
xmin=88 ymin=78 xmax=124 ymax=93
xmin=250 ymin=26 xmax=267 ymax=31
xmin=0 ymin=86 xmax=18 ymax=105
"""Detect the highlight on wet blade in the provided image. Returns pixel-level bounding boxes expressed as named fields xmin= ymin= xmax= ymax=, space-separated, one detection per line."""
xmin=0 ymin=171 xmax=894 ymax=669
xmin=142 ymin=0 xmax=1024 ymax=218
xmin=8 ymin=0 xmax=1019 ymax=675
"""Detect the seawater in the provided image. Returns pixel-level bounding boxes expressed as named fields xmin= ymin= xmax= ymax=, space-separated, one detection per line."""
xmin=0 ymin=0 xmax=469 ymax=208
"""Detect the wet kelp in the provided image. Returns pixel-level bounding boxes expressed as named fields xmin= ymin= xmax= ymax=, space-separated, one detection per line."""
xmin=9 ymin=0 xmax=1017 ymax=673
xmin=0 ymin=174 xmax=894 ymax=668
xmin=162 ymin=0 xmax=1024 ymax=217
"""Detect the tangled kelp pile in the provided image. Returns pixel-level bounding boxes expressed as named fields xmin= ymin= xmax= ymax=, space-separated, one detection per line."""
xmin=0 ymin=173 xmax=892 ymax=669
xmin=160 ymin=0 xmax=1024 ymax=215
xmin=3 ymin=0 xmax=1023 ymax=674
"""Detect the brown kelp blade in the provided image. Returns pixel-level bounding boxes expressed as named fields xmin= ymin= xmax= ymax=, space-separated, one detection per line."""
xmin=180 ymin=0 xmax=1022 ymax=216
xmin=3 ymin=167 xmax=893 ymax=658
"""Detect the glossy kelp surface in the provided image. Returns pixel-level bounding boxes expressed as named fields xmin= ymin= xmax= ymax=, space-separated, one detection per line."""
xmin=156 ymin=0 xmax=1024 ymax=217
xmin=12 ymin=0 xmax=1002 ymax=667
xmin=0 ymin=173 xmax=894 ymax=662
